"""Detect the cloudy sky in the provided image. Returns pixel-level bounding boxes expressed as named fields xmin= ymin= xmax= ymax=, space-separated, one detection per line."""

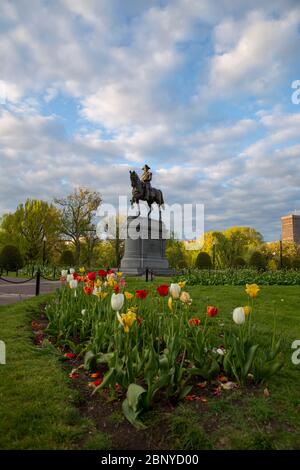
xmin=1 ymin=0 xmax=300 ymax=240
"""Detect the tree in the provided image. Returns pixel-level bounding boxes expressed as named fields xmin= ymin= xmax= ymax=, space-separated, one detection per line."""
xmin=99 ymin=215 xmax=126 ymax=269
xmin=248 ymin=251 xmax=267 ymax=270
xmin=195 ymin=252 xmax=212 ymax=269
xmin=55 ymin=188 xmax=102 ymax=265
xmin=232 ymin=256 xmax=246 ymax=268
xmin=60 ymin=250 xmax=75 ymax=266
xmin=0 ymin=200 xmax=61 ymax=263
xmin=166 ymin=238 xmax=187 ymax=269
xmin=202 ymin=227 xmax=264 ymax=268
xmin=81 ymin=229 xmax=99 ymax=268
xmin=0 ymin=245 xmax=23 ymax=272
xmin=94 ymin=241 xmax=117 ymax=268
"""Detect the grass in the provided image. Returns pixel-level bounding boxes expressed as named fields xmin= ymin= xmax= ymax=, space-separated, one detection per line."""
xmin=0 ymin=295 xmax=111 ymax=450
xmin=1 ymin=281 xmax=300 ymax=449
xmin=126 ymin=280 xmax=300 ymax=449
xmin=0 ymin=271 xmax=24 ymax=278
xmin=196 ymin=285 xmax=300 ymax=450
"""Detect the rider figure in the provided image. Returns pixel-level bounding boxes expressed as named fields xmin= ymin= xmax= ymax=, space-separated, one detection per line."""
xmin=141 ymin=164 xmax=152 ymax=200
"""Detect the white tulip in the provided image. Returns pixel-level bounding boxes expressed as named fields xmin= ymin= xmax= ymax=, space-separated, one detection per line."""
xmin=169 ymin=283 xmax=181 ymax=299
xmin=69 ymin=279 xmax=78 ymax=289
xmin=107 ymin=272 xmax=116 ymax=281
xmin=70 ymin=268 xmax=75 ymax=274
xmin=232 ymin=307 xmax=246 ymax=325
xmin=67 ymin=274 xmax=74 ymax=282
xmin=93 ymin=287 xmax=102 ymax=295
xmin=81 ymin=309 xmax=86 ymax=316
xmin=111 ymin=293 xmax=124 ymax=312
xmin=116 ymin=311 xmax=124 ymax=326
xmin=216 ymin=348 xmax=226 ymax=356
xmin=61 ymin=270 xmax=68 ymax=277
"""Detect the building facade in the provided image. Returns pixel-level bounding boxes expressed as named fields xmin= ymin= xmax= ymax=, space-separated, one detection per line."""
xmin=281 ymin=214 xmax=300 ymax=243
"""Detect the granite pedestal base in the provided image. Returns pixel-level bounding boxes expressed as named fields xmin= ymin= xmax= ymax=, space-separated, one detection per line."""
xmin=120 ymin=216 xmax=172 ymax=275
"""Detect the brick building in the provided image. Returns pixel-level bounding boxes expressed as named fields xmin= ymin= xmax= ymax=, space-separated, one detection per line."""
xmin=281 ymin=214 xmax=300 ymax=243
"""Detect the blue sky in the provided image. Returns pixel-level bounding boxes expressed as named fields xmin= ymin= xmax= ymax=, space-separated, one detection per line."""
xmin=1 ymin=0 xmax=300 ymax=240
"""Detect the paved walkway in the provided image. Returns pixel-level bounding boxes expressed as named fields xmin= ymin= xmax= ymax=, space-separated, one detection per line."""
xmin=0 ymin=277 xmax=61 ymax=305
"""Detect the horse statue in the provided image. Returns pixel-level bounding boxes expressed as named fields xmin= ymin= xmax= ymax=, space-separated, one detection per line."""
xmin=129 ymin=170 xmax=164 ymax=217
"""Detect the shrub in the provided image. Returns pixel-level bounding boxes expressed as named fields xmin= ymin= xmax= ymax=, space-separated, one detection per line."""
xmin=0 ymin=245 xmax=24 ymax=272
xmin=232 ymin=256 xmax=246 ymax=268
xmin=292 ymin=257 xmax=300 ymax=269
xmin=195 ymin=252 xmax=212 ymax=269
xmin=60 ymin=250 xmax=75 ymax=266
xmin=177 ymin=259 xmax=188 ymax=270
xmin=281 ymin=256 xmax=292 ymax=269
xmin=267 ymin=259 xmax=278 ymax=271
xmin=174 ymin=268 xmax=300 ymax=285
xmin=248 ymin=251 xmax=267 ymax=270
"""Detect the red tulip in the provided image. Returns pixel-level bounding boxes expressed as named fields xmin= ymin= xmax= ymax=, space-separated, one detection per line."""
xmin=69 ymin=372 xmax=80 ymax=379
xmin=31 ymin=320 xmax=40 ymax=330
xmin=135 ymin=289 xmax=148 ymax=299
xmin=114 ymin=285 xmax=120 ymax=294
xmin=64 ymin=352 xmax=76 ymax=359
xmin=207 ymin=306 xmax=218 ymax=317
xmin=87 ymin=272 xmax=96 ymax=281
xmin=98 ymin=269 xmax=107 ymax=278
xmin=188 ymin=317 xmax=201 ymax=326
xmin=73 ymin=272 xmax=79 ymax=280
xmin=84 ymin=286 xmax=93 ymax=295
xmin=107 ymin=269 xmax=115 ymax=274
xmin=156 ymin=284 xmax=169 ymax=297
xmin=93 ymin=379 xmax=103 ymax=387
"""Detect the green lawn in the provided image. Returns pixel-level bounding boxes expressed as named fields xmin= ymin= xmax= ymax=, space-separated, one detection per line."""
xmin=0 ymin=295 xmax=111 ymax=450
xmin=0 ymin=282 xmax=300 ymax=449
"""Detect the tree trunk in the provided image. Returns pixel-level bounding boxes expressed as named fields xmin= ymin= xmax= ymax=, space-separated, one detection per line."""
xmin=75 ymin=240 xmax=81 ymax=266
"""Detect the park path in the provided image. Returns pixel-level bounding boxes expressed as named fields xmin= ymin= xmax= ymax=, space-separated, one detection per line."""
xmin=0 ymin=277 xmax=61 ymax=305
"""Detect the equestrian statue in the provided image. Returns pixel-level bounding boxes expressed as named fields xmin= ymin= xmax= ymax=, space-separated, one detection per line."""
xmin=130 ymin=164 xmax=164 ymax=217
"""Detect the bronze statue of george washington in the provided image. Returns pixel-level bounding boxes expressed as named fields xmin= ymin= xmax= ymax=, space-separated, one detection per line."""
xmin=129 ymin=164 xmax=164 ymax=217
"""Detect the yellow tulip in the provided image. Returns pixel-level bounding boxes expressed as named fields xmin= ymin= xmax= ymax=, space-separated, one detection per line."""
xmin=117 ymin=272 xmax=123 ymax=278
xmin=125 ymin=291 xmax=134 ymax=301
xmin=128 ymin=306 xmax=138 ymax=313
xmin=245 ymin=284 xmax=260 ymax=298
xmin=243 ymin=305 xmax=252 ymax=316
xmin=178 ymin=280 xmax=187 ymax=288
xmin=121 ymin=311 xmax=136 ymax=333
xmin=99 ymin=292 xmax=108 ymax=300
xmin=79 ymin=267 xmax=85 ymax=273
xmin=168 ymin=296 xmax=173 ymax=312
xmin=95 ymin=279 xmax=102 ymax=288
xmin=109 ymin=278 xmax=117 ymax=288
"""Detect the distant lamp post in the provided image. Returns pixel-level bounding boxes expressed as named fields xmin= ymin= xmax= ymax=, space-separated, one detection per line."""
xmin=212 ymin=240 xmax=217 ymax=269
xmin=42 ymin=235 xmax=47 ymax=266
xmin=279 ymin=239 xmax=283 ymax=269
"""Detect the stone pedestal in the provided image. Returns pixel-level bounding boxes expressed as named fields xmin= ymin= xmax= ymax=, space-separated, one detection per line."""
xmin=120 ymin=216 xmax=171 ymax=275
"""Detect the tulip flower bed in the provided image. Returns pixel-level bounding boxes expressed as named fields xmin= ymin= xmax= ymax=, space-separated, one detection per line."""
xmin=44 ymin=269 xmax=284 ymax=429
xmin=174 ymin=268 xmax=300 ymax=286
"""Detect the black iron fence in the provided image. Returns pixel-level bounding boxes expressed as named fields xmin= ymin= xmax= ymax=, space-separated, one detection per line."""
xmin=0 ymin=269 xmax=60 ymax=296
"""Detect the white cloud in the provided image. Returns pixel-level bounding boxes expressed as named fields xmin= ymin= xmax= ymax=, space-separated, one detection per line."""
xmin=0 ymin=0 xmax=300 ymax=241
xmin=208 ymin=9 xmax=300 ymax=96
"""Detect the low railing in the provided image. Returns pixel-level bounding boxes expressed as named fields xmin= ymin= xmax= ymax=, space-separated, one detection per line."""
xmin=0 ymin=269 xmax=60 ymax=296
